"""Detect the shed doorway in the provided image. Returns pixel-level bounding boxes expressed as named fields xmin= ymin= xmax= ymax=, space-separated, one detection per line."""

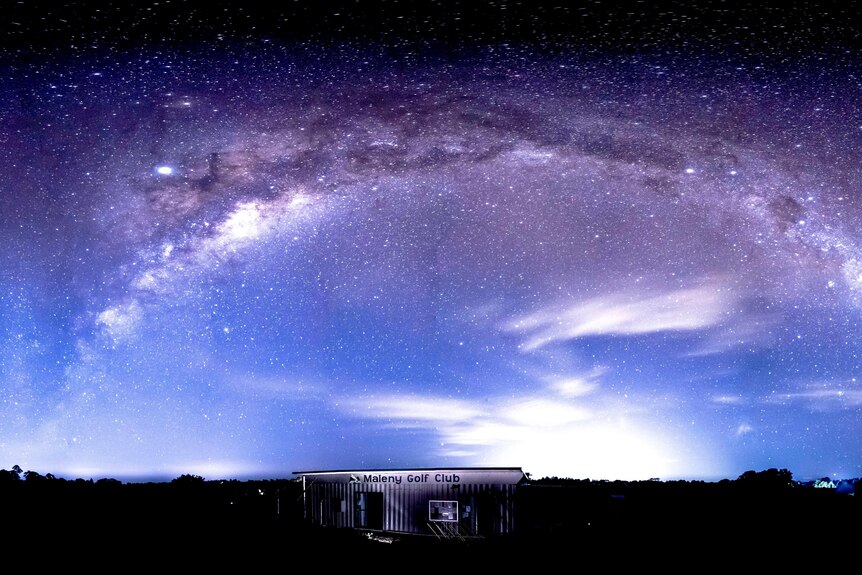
xmin=354 ymin=492 xmax=384 ymax=530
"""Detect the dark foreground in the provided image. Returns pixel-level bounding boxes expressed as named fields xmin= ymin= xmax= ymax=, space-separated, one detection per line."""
xmin=3 ymin=476 xmax=858 ymax=568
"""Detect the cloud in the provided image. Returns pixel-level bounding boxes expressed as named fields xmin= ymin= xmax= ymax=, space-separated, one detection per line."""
xmin=686 ymin=314 xmax=776 ymax=356
xmin=711 ymin=395 xmax=744 ymax=405
xmin=544 ymin=366 xmax=606 ymax=397
xmin=764 ymin=386 xmax=862 ymax=410
xmin=337 ymin=388 xmax=706 ymax=480
xmin=341 ymin=392 xmax=594 ymax=433
xmin=345 ymin=394 xmax=486 ymax=424
xmin=497 ymin=398 xmax=592 ymax=426
xmin=505 ymin=279 xmax=735 ymax=351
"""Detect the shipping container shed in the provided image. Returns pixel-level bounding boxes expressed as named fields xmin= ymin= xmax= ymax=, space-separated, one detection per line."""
xmin=293 ymin=467 xmax=526 ymax=539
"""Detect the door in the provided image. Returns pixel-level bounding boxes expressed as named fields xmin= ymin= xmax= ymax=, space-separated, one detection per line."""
xmin=354 ymin=491 xmax=384 ymax=530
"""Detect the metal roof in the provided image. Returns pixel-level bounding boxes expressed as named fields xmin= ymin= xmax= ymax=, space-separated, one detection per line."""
xmin=292 ymin=466 xmax=524 ymax=475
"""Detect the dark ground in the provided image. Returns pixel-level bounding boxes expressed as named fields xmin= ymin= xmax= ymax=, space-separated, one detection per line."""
xmin=2 ymin=476 xmax=857 ymax=569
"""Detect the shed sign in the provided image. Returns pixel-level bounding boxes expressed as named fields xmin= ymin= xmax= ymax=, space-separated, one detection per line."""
xmin=295 ymin=468 xmax=525 ymax=485
xmin=354 ymin=472 xmax=461 ymax=485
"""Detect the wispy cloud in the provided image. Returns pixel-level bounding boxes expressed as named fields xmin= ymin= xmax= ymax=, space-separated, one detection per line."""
xmin=711 ymin=394 xmax=745 ymax=405
xmin=543 ymin=366 xmax=606 ymax=397
xmin=686 ymin=313 xmax=777 ymax=357
xmin=345 ymin=394 xmax=487 ymax=424
xmin=764 ymin=386 xmax=862 ymax=410
xmin=497 ymin=397 xmax=592 ymax=426
xmin=505 ymin=279 xmax=735 ymax=351
xmin=339 ymin=392 xmax=590 ymax=439
xmin=337 ymin=385 xmax=704 ymax=480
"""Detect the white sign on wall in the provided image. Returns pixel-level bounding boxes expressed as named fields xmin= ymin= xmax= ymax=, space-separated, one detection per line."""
xmin=429 ymin=500 xmax=458 ymax=522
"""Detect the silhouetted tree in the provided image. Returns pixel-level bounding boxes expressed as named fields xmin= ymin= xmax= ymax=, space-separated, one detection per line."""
xmin=736 ymin=468 xmax=795 ymax=491
xmin=171 ymin=474 xmax=205 ymax=486
xmin=0 ymin=468 xmax=20 ymax=481
xmin=96 ymin=477 xmax=122 ymax=486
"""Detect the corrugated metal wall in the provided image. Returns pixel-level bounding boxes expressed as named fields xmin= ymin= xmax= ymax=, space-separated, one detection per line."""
xmin=304 ymin=480 xmax=518 ymax=536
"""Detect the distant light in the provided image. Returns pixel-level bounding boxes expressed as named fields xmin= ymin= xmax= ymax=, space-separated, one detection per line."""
xmin=156 ymin=166 xmax=173 ymax=175
xmin=685 ymin=168 xmax=695 ymax=174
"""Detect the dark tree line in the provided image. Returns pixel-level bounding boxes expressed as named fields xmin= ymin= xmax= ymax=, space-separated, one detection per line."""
xmin=0 ymin=464 xmax=857 ymax=561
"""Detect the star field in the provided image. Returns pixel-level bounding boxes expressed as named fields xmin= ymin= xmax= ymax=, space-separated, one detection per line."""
xmin=1 ymin=1 xmax=861 ymax=482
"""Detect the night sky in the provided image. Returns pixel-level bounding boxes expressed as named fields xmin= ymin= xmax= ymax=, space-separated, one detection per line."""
xmin=2 ymin=0 xmax=861 ymax=483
